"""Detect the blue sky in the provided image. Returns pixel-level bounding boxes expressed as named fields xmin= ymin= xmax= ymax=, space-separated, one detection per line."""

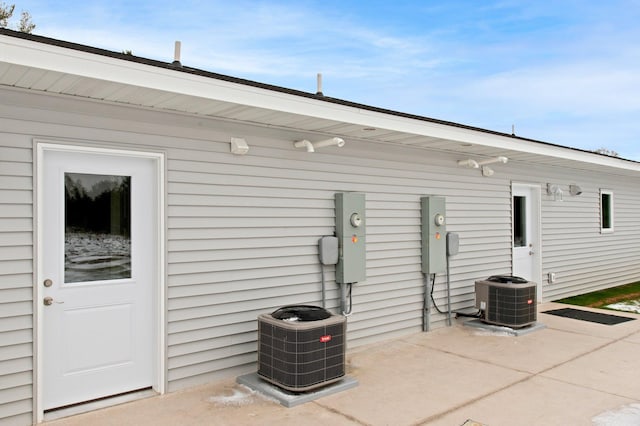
xmin=9 ymin=1 xmax=640 ymax=160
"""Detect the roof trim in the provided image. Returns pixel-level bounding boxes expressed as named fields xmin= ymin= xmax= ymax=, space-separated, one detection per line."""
xmin=1 ymin=28 xmax=638 ymax=171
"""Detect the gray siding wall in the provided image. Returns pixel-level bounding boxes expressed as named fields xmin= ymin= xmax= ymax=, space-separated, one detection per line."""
xmin=0 ymin=134 xmax=33 ymax=425
xmin=536 ymin=167 xmax=640 ymax=299
xmin=0 ymin=88 xmax=639 ymax=422
xmin=164 ymin=142 xmax=512 ymax=389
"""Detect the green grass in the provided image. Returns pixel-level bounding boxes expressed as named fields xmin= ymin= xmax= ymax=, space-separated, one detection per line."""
xmin=555 ymin=281 xmax=640 ymax=309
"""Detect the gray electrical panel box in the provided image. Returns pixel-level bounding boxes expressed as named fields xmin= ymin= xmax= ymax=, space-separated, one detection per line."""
xmin=335 ymin=192 xmax=366 ymax=284
xmin=421 ymin=196 xmax=447 ymax=274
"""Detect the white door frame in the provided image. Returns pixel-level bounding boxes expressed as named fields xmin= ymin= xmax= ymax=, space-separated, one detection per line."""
xmin=511 ymin=182 xmax=543 ymax=302
xmin=35 ymin=141 xmax=166 ymax=422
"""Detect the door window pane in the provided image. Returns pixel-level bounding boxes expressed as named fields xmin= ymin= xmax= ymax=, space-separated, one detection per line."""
xmin=65 ymin=173 xmax=131 ymax=283
xmin=513 ymin=195 xmax=526 ymax=247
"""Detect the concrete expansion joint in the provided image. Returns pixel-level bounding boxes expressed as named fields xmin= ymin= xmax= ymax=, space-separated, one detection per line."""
xmin=412 ymin=374 xmax=534 ymax=425
xmin=312 ymin=400 xmax=370 ymax=426
xmin=412 ymin=336 xmax=532 ymax=375
xmin=539 ymin=374 xmax=636 ymax=402
xmin=537 ymin=329 xmax=637 ymax=376
xmin=544 ymin=324 xmax=638 ymax=342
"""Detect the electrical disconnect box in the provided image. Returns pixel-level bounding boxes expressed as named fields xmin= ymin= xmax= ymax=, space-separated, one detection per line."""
xmin=421 ymin=196 xmax=447 ymax=274
xmin=446 ymin=232 xmax=459 ymax=257
xmin=318 ymin=236 xmax=339 ymax=266
xmin=335 ymin=192 xmax=366 ymax=284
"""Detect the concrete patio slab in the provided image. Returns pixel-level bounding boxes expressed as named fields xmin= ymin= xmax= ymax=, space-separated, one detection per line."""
xmin=623 ymin=330 xmax=640 ymax=344
xmin=316 ymin=339 xmax=528 ymax=426
xmin=543 ymin=339 xmax=640 ymax=400
xmin=427 ymin=375 xmax=634 ymax=426
xmin=45 ymin=378 xmax=361 ymax=426
xmin=403 ymin=322 xmax=610 ymax=374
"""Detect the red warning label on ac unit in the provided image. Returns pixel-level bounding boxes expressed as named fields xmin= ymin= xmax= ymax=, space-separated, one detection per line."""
xmin=320 ymin=335 xmax=332 ymax=343
xmin=527 ymin=299 xmax=533 ymax=305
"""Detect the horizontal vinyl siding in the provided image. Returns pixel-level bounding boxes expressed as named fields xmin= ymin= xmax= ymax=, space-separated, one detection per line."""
xmin=0 ymin=136 xmax=33 ymax=426
xmin=165 ymin=144 xmax=512 ymax=389
xmin=541 ymin=174 xmax=640 ymax=300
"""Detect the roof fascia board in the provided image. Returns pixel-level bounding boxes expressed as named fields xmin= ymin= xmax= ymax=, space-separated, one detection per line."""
xmin=2 ymin=33 xmax=639 ymax=172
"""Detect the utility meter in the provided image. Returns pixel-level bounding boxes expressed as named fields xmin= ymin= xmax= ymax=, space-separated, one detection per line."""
xmin=421 ymin=196 xmax=447 ymax=274
xmin=335 ymin=192 xmax=366 ymax=284
xmin=350 ymin=213 xmax=362 ymax=227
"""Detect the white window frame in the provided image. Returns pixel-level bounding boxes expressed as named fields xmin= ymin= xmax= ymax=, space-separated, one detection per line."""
xmin=600 ymin=189 xmax=614 ymax=233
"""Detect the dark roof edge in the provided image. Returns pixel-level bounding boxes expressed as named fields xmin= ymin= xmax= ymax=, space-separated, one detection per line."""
xmin=1 ymin=28 xmax=636 ymax=165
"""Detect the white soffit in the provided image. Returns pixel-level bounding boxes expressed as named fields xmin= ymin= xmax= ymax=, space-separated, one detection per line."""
xmin=1 ymin=32 xmax=639 ymax=174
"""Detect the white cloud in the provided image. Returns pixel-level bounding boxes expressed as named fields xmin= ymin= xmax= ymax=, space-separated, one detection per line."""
xmin=465 ymin=63 xmax=640 ymax=112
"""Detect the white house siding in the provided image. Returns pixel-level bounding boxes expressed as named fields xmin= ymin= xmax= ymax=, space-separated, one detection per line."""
xmin=1 ymin=88 xmax=640 ymax=423
xmin=0 ymin=134 xmax=34 ymax=425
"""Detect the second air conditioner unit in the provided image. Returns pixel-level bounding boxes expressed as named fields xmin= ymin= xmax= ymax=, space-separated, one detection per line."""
xmin=475 ymin=275 xmax=537 ymax=328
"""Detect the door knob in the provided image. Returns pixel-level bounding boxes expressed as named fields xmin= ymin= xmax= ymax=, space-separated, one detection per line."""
xmin=43 ymin=296 xmax=54 ymax=306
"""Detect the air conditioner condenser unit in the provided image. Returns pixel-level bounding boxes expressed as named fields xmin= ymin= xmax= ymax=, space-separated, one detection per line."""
xmin=475 ymin=275 xmax=537 ymax=328
xmin=258 ymin=305 xmax=346 ymax=392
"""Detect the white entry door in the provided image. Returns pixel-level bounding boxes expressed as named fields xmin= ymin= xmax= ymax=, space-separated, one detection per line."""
xmin=512 ymin=183 xmax=541 ymax=300
xmin=39 ymin=146 xmax=160 ymax=411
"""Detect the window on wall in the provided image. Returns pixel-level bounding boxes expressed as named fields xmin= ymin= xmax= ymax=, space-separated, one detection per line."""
xmin=513 ymin=195 xmax=526 ymax=247
xmin=600 ymin=189 xmax=613 ymax=233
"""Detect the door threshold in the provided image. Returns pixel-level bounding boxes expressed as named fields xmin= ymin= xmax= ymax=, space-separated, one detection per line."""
xmin=43 ymin=388 xmax=157 ymax=421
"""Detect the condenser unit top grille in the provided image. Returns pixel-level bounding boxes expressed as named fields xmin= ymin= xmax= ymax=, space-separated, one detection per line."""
xmin=485 ymin=275 xmax=529 ymax=284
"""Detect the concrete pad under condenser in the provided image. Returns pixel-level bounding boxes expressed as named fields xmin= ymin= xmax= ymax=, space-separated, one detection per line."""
xmin=236 ymin=373 xmax=359 ymax=408
xmin=463 ymin=319 xmax=546 ymax=336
